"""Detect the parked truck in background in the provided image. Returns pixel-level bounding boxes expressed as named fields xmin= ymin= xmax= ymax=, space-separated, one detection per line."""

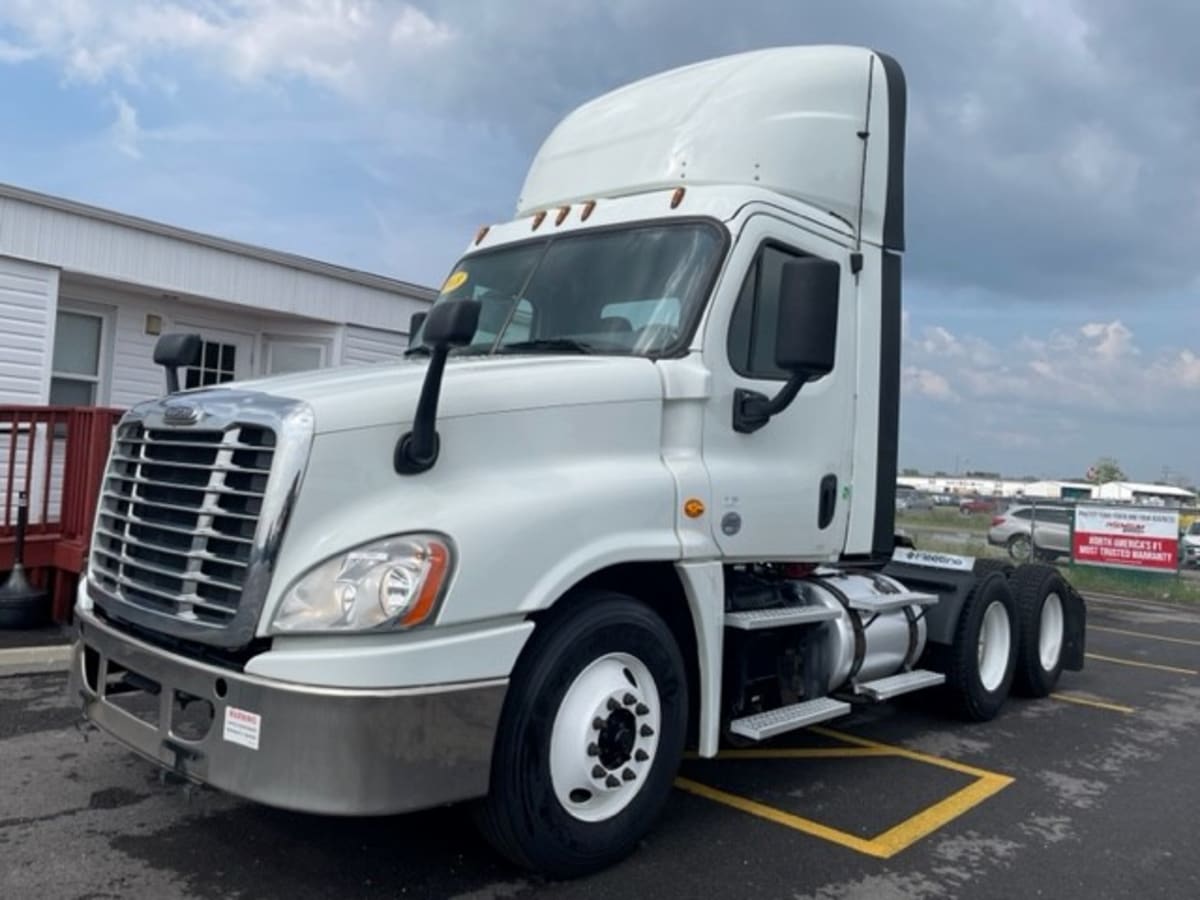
xmin=69 ymin=46 xmax=1086 ymax=878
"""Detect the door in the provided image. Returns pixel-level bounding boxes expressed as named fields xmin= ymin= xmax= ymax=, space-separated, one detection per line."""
xmin=174 ymin=324 xmax=254 ymax=389
xmin=700 ymin=214 xmax=858 ymax=560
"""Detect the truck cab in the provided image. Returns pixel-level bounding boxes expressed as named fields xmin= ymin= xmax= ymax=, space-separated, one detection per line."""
xmin=69 ymin=46 xmax=1085 ymax=878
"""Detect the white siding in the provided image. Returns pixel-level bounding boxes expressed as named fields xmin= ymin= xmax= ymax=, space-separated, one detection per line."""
xmin=0 ymin=255 xmax=59 ymax=404
xmin=0 ymin=189 xmax=434 ymax=331
xmin=342 ymin=325 xmax=410 ymax=366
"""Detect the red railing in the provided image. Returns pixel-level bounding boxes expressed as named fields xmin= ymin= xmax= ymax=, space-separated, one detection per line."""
xmin=1 ymin=405 xmax=125 ymax=621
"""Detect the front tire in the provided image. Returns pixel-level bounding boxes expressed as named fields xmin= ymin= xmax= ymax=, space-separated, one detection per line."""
xmin=475 ymin=591 xmax=688 ymax=878
xmin=1009 ymin=564 xmax=1068 ymax=697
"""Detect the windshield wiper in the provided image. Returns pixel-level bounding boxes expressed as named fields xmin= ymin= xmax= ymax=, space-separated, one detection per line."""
xmin=494 ymin=338 xmax=597 ymax=355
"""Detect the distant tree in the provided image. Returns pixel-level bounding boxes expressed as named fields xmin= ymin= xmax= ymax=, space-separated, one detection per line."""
xmin=965 ymin=470 xmax=1001 ymax=479
xmin=901 ymin=467 xmax=919 ymax=476
xmin=1087 ymin=457 xmax=1125 ymax=484
xmin=933 ymin=470 xmax=948 ymax=477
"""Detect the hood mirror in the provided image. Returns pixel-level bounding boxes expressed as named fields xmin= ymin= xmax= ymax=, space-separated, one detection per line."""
xmin=153 ymin=333 xmax=201 ymax=395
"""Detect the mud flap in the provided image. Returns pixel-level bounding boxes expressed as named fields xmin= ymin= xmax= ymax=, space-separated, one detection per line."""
xmin=1060 ymin=583 xmax=1087 ymax=671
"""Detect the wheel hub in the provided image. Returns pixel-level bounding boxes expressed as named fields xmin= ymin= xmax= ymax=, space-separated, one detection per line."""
xmin=550 ymin=652 xmax=662 ymax=822
xmin=597 ymin=708 xmax=637 ymax=769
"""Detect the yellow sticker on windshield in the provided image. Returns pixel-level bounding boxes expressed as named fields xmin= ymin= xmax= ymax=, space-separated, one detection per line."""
xmin=442 ymin=271 xmax=468 ymax=293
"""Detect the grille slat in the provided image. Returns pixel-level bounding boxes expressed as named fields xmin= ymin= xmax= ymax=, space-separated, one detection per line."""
xmin=92 ymin=420 xmax=276 ymax=626
xmin=105 ymin=472 xmax=267 ymax=498
xmin=97 ymin=510 xmax=255 ymax=545
xmin=94 ymin=526 xmax=250 ymax=565
xmin=92 ymin=547 xmax=245 ymax=593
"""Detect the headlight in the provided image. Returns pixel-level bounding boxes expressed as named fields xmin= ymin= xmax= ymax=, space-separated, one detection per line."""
xmin=270 ymin=534 xmax=452 ymax=634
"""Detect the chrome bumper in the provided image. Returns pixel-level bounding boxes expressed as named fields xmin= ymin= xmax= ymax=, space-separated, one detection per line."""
xmin=68 ymin=609 xmax=507 ymax=815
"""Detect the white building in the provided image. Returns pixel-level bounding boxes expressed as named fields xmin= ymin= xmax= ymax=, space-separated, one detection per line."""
xmin=1095 ymin=481 xmax=1196 ymax=506
xmin=0 ymin=182 xmax=436 ymax=410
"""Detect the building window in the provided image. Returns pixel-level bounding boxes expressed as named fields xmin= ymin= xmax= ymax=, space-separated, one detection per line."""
xmin=185 ymin=340 xmax=239 ymax=389
xmin=49 ymin=310 xmax=103 ymax=406
xmin=266 ymin=340 xmax=326 ymax=375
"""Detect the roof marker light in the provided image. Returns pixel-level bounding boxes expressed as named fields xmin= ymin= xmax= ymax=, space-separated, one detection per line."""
xmin=581 ymin=200 xmax=596 ymax=221
xmin=474 ymin=225 xmax=490 ymax=245
xmin=670 ymin=187 xmax=686 ymax=209
xmin=555 ymin=206 xmax=570 ymax=226
xmin=531 ymin=211 xmax=546 ymax=230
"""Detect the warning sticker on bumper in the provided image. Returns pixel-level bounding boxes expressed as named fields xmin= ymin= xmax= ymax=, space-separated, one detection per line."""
xmin=222 ymin=706 xmax=261 ymax=750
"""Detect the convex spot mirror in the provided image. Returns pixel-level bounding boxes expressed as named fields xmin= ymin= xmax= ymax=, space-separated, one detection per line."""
xmin=775 ymin=257 xmax=840 ymax=379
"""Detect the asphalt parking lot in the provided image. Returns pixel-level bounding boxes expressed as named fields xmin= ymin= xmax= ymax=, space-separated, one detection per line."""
xmin=2 ymin=593 xmax=1198 ymax=900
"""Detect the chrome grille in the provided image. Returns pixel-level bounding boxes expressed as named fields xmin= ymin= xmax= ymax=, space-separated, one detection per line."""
xmin=92 ymin=421 xmax=277 ymax=626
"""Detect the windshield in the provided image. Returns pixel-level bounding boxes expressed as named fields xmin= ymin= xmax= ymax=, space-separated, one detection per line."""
xmin=412 ymin=222 xmax=724 ymax=358
xmin=1189 ymin=522 xmax=1200 ymax=535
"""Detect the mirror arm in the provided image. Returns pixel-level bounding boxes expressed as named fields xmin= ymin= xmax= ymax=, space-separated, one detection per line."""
xmin=164 ymin=366 xmax=181 ymax=395
xmin=732 ymin=373 xmax=807 ymax=434
xmin=394 ymin=346 xmax=450 ymax=474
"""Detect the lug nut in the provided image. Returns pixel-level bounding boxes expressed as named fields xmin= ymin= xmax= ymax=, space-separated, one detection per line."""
xmin=623 ymin=693 xmax=636 ymax=706
xmin=640 ymin=724 xmax=655 ymax=738
xmin=635 ymin=749 xmax=649 ymax=762
xmin=592 ymin=717 xmax=605 ymax=730
xmin=605 ymin=774 xmax=620 ymax=788
xmin=607 ymin=698 xmax=620 ymax=712
xmin=592 ymin=765 xmax=606 ymax=778
xmin=622 ymin=768 xmax=636 ymax=782
xmin=635 ymin=703 xmax=649 ymax=716
xmin=587 ymin=742 xmax=599 ymax=757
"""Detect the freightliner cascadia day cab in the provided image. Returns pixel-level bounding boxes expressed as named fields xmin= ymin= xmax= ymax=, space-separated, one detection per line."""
xmin=69 ymin=46 xmax=1085 ymax=877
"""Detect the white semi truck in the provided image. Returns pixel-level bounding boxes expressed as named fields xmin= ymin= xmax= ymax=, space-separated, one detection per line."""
xmin=69 ymin=46 xmax=1085 ymax=877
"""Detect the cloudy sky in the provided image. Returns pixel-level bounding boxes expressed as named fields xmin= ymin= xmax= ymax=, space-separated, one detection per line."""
xmin=1 ymin=0 xmax=1197 ymax=484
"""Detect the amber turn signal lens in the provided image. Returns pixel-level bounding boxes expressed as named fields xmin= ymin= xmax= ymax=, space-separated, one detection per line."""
xmin=684 ymin=498 xmax=705 ymax=518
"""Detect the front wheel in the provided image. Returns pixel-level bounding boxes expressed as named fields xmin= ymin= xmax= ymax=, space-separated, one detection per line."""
xmin=475 ymin=591 xmax=688 ymax=878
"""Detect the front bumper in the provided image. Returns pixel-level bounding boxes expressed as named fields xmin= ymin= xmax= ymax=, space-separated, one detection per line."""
xmin=68 ymin=609 xmax=507 ymax=815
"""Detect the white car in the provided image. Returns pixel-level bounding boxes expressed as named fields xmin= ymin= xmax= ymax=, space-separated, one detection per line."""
xmin=1183 ymin=521 xmax=1200 ymax=568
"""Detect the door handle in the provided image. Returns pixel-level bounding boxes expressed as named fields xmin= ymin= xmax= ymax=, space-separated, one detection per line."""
xmin=818 ymin=474 xmax=838 ymax=530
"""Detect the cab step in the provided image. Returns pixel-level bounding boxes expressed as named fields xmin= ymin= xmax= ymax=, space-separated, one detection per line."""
xmin=853 ymin=669 xmax=945 ymax=701
xmin=724 ymin=605 xmax=840 ymax=630
xmin=728 ymin=697 xmax=850 ymax=741
xmin=846 ymin=590 xmax=939 ymax=615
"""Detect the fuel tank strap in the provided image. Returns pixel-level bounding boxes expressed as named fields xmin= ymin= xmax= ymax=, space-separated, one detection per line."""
xmin=811 ymin=577 xmax=867 ymax=683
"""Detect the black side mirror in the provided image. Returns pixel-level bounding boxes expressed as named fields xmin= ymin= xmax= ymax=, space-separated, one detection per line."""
xmin=775 ymin=258 xmax=839 ymax=378
xmin=395 ymin=299 xmax=481 ymax=474
xmin=153 ymin=333 xmax=201 ymax=394
xmin=409 ymin=311 xmax=427 ymax=345
xmin=733 ymin=258 xmax=840 ymax=434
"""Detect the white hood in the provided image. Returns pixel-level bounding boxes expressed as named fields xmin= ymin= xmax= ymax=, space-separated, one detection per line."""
xmin=210 ymin=354 xmax=666 ymax=434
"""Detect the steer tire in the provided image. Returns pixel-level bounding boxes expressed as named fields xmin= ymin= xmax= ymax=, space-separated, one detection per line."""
xmin=474 ymin=591 xmax=687 ymax=879
xmin=1009 ymin=563 xmax=1069 ymax=697
xmin=932 ymin=572 xmax=1017 ymax=722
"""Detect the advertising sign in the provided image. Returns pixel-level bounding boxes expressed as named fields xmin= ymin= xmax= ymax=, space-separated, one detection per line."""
xmin=1072 ymin=506 xmax=1180 ymax=572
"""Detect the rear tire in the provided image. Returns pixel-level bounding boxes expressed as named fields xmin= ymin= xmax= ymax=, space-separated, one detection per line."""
xmin=973 ymin=559 xmax=1014 ymax=580
xmin=475 ymin=591 xmax=687 ymax=878
xmin=1009 ymin=564 xmax=1068 ymax=697
xmin=934 ymin=572 xmax=1017 ymax=721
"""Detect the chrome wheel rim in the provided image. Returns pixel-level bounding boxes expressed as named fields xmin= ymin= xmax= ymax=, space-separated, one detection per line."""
xmin=1039 ymin=593 xmax=1065 ymax=671
xmin=549 ymin=652 xmax=661 ymax=823
xmin=978 ymin=600 xmax=1012 ymax=692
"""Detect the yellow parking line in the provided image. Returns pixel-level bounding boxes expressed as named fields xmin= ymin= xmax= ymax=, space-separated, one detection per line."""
xmin=1089 ymin=625 xmax=1200 ymax=648
xmin=1050 ymin=692 xmax=1135 ymax=714
xmin=678 ymin=727 xmax=1014 ymax=859
xmin=1085 ymin=652 xmax=1198 ymax=676
xmin=674 ymin=776 xmax=888 ymax=857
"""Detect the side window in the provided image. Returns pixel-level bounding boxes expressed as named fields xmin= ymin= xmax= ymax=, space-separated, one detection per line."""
xmin=727 ymin=244 xmax=803 ymax=380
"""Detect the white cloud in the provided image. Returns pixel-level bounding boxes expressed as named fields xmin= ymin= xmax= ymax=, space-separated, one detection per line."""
xmin=903 ymin=366 xmax=959 ymax=402
xmin=0 ymin=0 xmax=456 ymax=96
xmin=905 ymin=318 xmax=1200 ymax=419
xmin=109 ymin=92 xmax=141 ymax=158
